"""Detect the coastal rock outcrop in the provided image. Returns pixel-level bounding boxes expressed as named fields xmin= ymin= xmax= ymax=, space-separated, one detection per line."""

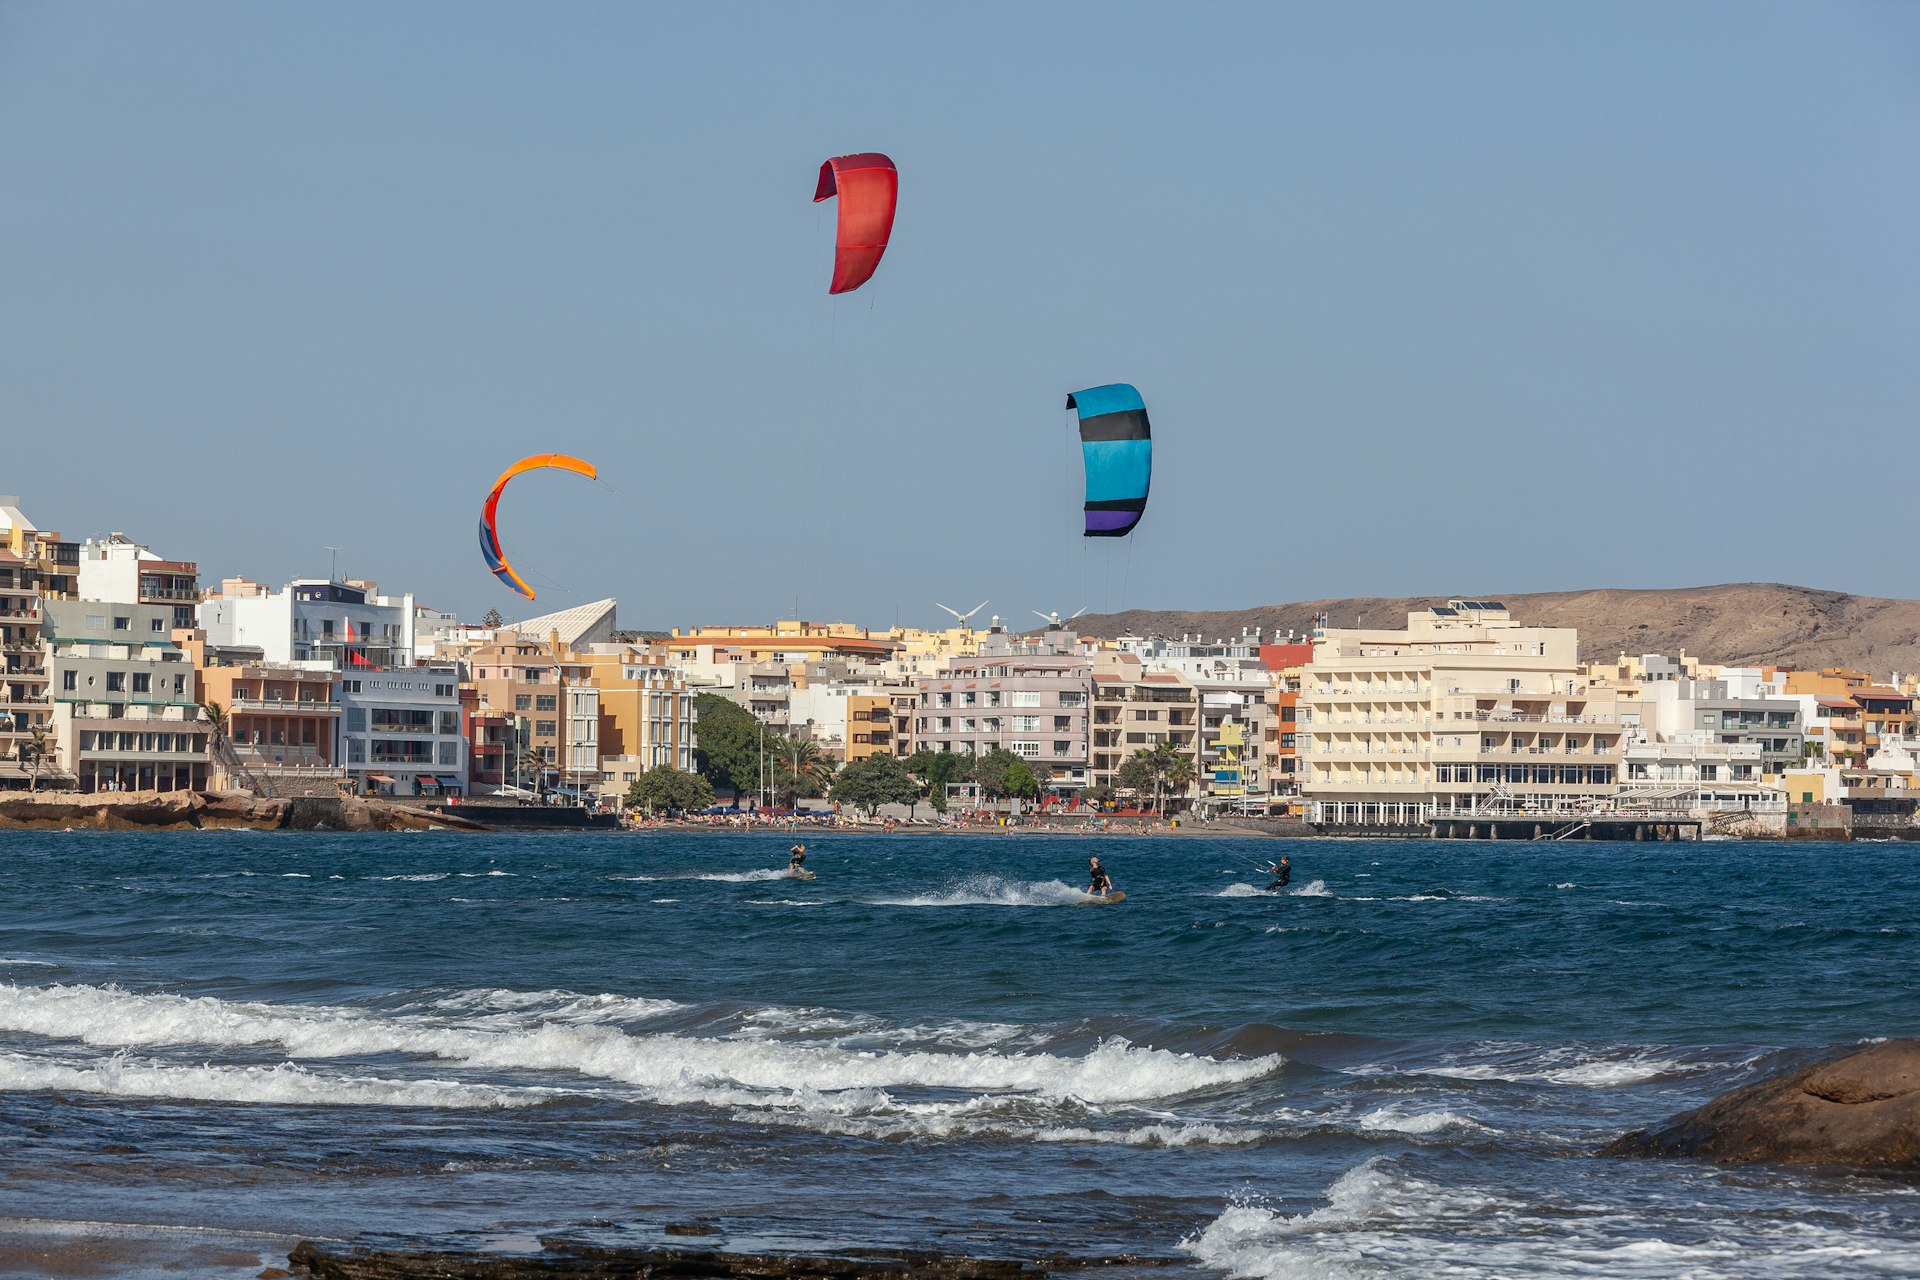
xmin=1603 ymin=1040 xmax=1920 ymax=1171
xmin=0 ymin=790 xmax=482 ymax=833
xmin=288 ymin=1239 xmax=1058 ymax=1279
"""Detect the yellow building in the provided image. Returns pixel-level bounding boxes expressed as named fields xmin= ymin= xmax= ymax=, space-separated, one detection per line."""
xmin=1301 ymin=601 xmax=1625 ymax=826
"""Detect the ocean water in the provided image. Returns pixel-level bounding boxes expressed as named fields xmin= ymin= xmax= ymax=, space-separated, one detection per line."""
xmin=1 ymin=831 xmax=1917 ymax=1278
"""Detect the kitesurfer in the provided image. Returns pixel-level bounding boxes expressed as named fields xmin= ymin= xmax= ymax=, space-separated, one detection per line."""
xmin=788 ymin=843 xmax=808 ymax=875
xmin=1265 ymin=854 xmax=1292 ymax=891
xmin=1087 ymin=856 xmax=1115 ymax=897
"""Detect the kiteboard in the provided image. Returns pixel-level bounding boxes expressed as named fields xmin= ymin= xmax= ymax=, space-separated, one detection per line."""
xmin=789 ymin=869 xmax=817 ymax=880
xmin=1077 ymin=891 xmax=1126 ymax=906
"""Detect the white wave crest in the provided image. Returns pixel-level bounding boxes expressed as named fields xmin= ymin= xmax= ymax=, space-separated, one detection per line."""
xmin=1289 ymin=879 xmax=1330 ymax=897
xmin=1185 ymin=1157 xmax=1903 ymax=1278
xmin=0 ymin=984 xmax=1280 ymax=1113
xmin=1215 ymin=883 xmax=1271 ymax=898
xmin=872 ymin=875 xmax=1088 ymax=907
xmin=1353 ymin=1104 xmax=1489 ymax=1135
xmin=0 ymin=1051 xmax=545 ymax=1109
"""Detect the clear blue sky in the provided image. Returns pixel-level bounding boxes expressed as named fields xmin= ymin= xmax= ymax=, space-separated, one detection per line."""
xmin=3 ymin=2 xmax=1916 ymax=629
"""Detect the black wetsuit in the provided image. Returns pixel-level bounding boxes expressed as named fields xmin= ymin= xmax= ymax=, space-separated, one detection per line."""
xmin=1088 ymin=869 xmax=1113 ymax=896
xmin=1267 ymin=863 xmax=1292 ymax=890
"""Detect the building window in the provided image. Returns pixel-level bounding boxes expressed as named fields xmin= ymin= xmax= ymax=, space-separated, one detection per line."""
xmin=536 ymin=695 xmax=557 ymax=712
xmin=536 ymin=720 xmax=557 ymax=737
xmin=106 ymin=672 xmax=125 ymax=692
xmin=132 ymin=673 xmax=150 ymax=694
xmin=1011 ymin=741 xmax=1041 ymax=757
xmin=63 ymin=670 xmax=76 ymax=691
xmin=1052 ymin=740 xmax=1070 ymax=756
xmin=347 ymin=739 xmax=365 ymax=763
xmin=515 ymin=695 xmax=532 ymax=711
xmin=112 ymin=616 xmax=130 ymax=631
xmin=437 ymin=741 xmax=457 ymax=766
xmin=439 ymin=711 xmax=458 ymax=735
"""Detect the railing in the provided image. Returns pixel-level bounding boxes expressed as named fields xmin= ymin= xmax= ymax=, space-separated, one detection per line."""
xmin=231 ymin=749 xmax=335 ymax=769
xmin=233 ymin=698 xmax=339 ymax=713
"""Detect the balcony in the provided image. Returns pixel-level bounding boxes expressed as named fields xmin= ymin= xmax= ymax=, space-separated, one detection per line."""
xmin=233 ymin=697 xmax=340 ymax=715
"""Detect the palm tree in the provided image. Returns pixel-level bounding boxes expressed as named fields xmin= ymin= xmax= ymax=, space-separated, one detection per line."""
xmin=199 ymin=700 xmax=234 ymax=790
xmin=1161 ymin=749 xmax=1197 ymax=816
xmin=524 ymin=744 xmax=552 ymax=799
xmin=24 ymin=720 xmax=51 ymax=792
xmin=774 ymin=736 xmax=835 ymax=807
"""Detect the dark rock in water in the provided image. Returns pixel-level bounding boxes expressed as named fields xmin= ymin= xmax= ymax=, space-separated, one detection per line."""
xmin=288 ymin=1239 xmax=1055 ymax=1279
xmin=1604 ymin=1039 xmax=1920 ymax=1171
xmin=662 ymin=1223 xmax=723 ymax=1237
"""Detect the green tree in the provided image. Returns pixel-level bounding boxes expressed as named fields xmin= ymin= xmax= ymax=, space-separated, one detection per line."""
xmin=970 ymin=748 xmax=1037 ymax=808
xmin=481 ymin=608 xmax=505 ymax=628
xmin=771 ymin=735 xmax=836 ymax=807
xmin=1117 ymin=741 xmax=1196 ymax=815
xmin=1162 ymin=750 xmax=1196 ymax=804
xmin=692 ymin=693 xmax=764 ymax=801
xmin=905 ymin=750 xmax=972 ymax=814
xmin=1080 ymin=782 xmax=1115 ymax=809
xmin=1115 ymin=751 xmax=1157 ymax=807
xmin=830 ymin=753 xmax=920 ymax=818
xmin=625 ymin=766 xmax=715 ymax=815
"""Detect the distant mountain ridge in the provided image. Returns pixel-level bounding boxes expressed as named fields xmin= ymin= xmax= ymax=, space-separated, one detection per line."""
xmin=1064 ymin=584 xmax=1920 ymax=675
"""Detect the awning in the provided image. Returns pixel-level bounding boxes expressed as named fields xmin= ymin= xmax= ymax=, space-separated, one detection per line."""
xmin=417 ymin=776 xmax=442 ymax=791
xmin=436 ymin=775 xmax=463 ymax=788
xmin=366 ymin=773 xmax=397 ymax=784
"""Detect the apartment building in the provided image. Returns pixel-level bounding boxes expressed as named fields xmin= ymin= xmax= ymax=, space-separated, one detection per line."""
xmin=192 ymin=640 xmax=343 ymax=791
xmin=1261 ymin=642 xmax=1313 ymax=814
xmin=41 ymin=600 xmax=209 ymax=792
xmin=1632 ymin=677 xmax=1803 ymax=779
xmin=0 ymin=499 xmax=77 ymax=787
xmin=338 ymin=668 xmax=466 ymax=797
xmin=1300 ymin=601 xmax=1623 ymax=825
xmin=200 ymin=579 xmax=419 ymax=670
xmin=77 ymin=534 xmax=200 ymax=630
xmin=1089 ymin=651 xmax=1199 ymax=799
xmin=466 ymin=635 xmax=570 ymax=784
xmin=915 ymin=628 xmax=1091 ymax=790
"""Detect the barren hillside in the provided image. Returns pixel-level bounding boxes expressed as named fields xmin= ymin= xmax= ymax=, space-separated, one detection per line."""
xmin=1066 ymin=584 xmax=1920 ymax=675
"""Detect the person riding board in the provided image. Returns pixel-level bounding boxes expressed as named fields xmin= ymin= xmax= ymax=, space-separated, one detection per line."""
xmin=1264 ymin=854 xmax=1292 ymax=891
xmin=1087 ymin=856 xmax=1115 ymax=898
xmin=789 ymin=843 xmax=807 ymax=876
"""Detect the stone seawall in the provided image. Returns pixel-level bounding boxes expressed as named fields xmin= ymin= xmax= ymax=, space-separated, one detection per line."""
xmin=0 ymin=790 xmax=485 ymax=832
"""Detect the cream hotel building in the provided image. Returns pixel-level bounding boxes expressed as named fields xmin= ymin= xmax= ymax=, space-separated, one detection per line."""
xmin=1300 ymin=601 xmax=1622 ymax=825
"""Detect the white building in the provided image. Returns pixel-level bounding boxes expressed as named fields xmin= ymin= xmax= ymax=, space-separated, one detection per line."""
xmin=76 ymin=534 xmax=201 ymax=631
xmin=199 ymin=579 xmax=419 ymax=670
xmin=42 ymin=599 xmax=210 ymax=792
xmin=337 ymin=667 xmax=466 ymax=797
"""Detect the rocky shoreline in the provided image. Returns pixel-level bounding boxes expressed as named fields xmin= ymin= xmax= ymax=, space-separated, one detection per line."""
xmin=0 ymin=790 xmax=485 ymax=832
xmin=1604 ymin=1039 xmax=1920 ymax=1172
xmin=287 ymin=1238 xmax=1174 ymax=1279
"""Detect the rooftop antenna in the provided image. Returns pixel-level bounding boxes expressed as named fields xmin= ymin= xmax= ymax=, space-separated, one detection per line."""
xmin=325 ymin=546 xmax=343 ymax=582
xmin=936 ymin=600 xmax=989 ymax=627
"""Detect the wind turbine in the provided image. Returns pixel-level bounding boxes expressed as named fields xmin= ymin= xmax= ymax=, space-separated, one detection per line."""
xmin=1032 ymin=607 xmax=1090 ymax=628
xmin=936 ymin=601 xmax=989 ymax=627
